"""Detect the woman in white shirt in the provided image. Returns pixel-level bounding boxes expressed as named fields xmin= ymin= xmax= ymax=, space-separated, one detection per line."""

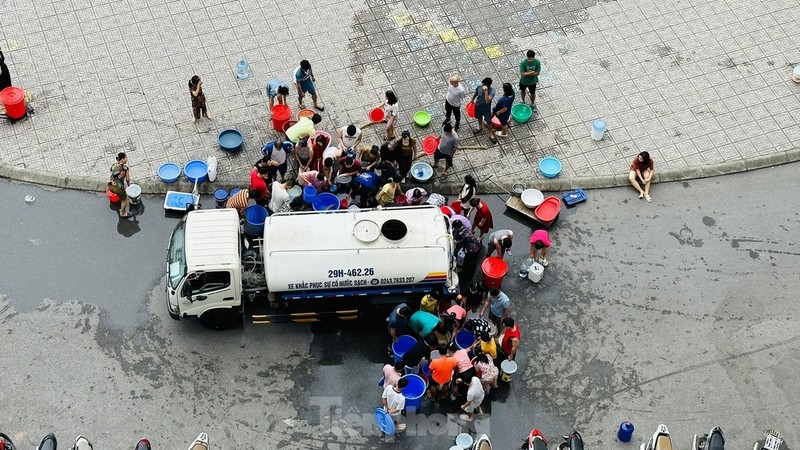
xmin=377 ymin=90 xmax=399 ymax=141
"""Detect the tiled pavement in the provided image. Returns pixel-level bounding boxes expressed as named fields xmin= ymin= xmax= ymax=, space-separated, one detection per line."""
xmin=0 ymin=0 xmax=799 ymax=191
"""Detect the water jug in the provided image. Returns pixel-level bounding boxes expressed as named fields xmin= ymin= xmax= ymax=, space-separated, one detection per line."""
xmin=236 ymin=60 xmax=250 ymax=80
xmin=519 ymin=258 xmax=534 ymax=278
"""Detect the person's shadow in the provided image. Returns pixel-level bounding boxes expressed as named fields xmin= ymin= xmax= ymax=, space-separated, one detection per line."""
xmin=116 ymin=203 xmax=144 ymax=237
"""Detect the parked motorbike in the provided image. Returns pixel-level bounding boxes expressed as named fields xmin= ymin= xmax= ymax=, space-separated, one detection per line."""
xmin=36 ymin=434 xmax=57 ymax=450
xmin=188 ymin=433 xmax=208 ymax=450
xmin=472 ymin=434 xmax=492 ymax=450
xmin=559 ymin=431 xmax=584 ymax=450
xmin=693 ymin=426 xmax=724 ymax=450
xmin=641 ymin=424 xmax=673 ymax=450
xmin=753 ymin=430 xmax=786 ymax=450
xmin=521 ymin=429 xmax=547 ymax=450
xmin=0 ymin=433 xmax=16 ymax=450
xmin=134 ymin=438 xmax=152 ymax=450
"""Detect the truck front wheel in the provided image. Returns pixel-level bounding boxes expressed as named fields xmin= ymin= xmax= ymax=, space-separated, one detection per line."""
xmin=199 ymin=308 xmax=243 ymax=330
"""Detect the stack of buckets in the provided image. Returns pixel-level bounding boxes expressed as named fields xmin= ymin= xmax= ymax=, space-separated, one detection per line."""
xmin=0 ymin=87 xmax=27 ymax=119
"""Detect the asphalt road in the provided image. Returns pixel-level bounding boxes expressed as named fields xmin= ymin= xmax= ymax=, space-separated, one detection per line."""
xmin=0 ymin=165 xmax=798 ymax=449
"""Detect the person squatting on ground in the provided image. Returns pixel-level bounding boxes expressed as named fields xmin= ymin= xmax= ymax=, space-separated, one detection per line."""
xmin=629 ymin=151 xmax=655 ymax=202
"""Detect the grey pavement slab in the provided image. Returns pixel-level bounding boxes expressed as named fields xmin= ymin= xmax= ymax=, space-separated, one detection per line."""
xmin=0 ymin=0 xmax=799 ymax=192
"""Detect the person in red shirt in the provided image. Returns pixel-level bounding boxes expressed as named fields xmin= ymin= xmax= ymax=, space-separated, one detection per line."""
xmin=338 ymin=155 xmax=362 ymax=177
xmin=427 ymin=345 xmax=458 ymax=401
xmin=249 ymin=166 xmax=271 ymax=205
xmin=468 ymin=197 xmax=494 ymax=239
xmin=499 ymin=317 xmax=520 ymax=361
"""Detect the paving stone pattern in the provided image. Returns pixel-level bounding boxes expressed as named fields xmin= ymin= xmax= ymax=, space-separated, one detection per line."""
xmin=0 ymin=0 xmax=798 ymax=187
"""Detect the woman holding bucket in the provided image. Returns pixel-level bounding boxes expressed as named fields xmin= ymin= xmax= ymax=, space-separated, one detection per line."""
xmin=108 ymin=152 xmax=132 ymax=218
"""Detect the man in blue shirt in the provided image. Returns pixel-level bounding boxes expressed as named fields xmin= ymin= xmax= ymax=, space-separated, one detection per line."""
xmin=480 ymin=288 xmax=510 ymax=329
xmin=294 ymin=59 xmax=324 ymax=111
xmin=469 ymin=77 xmax=496 ymax=144
xmin=387 ymin=303 xmax=412 ymax=354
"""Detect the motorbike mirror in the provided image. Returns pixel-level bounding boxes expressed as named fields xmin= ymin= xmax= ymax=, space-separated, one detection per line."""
xmin=36 ymin=434 xmax=57 ymax=450
xmin=135 ymin=439 xmax=152 ymax=450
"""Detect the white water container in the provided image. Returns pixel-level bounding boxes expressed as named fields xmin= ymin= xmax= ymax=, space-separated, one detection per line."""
xmin=590 ymin=119 xmax=607 ymax=140
xmin=206 ymin=155 xmax=218 ymax=182
xmin=527 ymin=262 xmax=544 ymax=283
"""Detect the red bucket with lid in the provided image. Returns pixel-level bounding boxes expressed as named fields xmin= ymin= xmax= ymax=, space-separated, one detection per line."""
xmin=1 ymin=87 xmax=27 ymax=119
xmin=481 ymin=257 xmax=508 ymax=289
xmin=272 ymin=104 xmax=292 ymax=131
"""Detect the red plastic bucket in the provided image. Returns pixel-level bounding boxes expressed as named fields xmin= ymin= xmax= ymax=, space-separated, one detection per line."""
xmin=481 ymin=257 xmax=508 ymax=289
xmin=106 ymin=188 xmax=120 ymax=203
xmin=272 ymin=104 xmax=291 ymax=131
xmin=466 ymin=102 xmax=475 ymax=118
xmin=422 ymin=135 xmax=439 ymax=155
xmin=282 ymin=119 xmax=298 ymax=133
xmin=369 ymin=107 xmax=385 ymax=123
xmin=1 ymin=87 xmax=27 ymax=119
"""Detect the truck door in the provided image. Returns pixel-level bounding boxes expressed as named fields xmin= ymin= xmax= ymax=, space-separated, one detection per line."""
xmin=178 ymin=270 xmax=237 ymax=318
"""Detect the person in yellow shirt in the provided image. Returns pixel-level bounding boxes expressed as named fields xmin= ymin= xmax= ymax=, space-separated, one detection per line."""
xmin=376 ymin=176 xmax=403 ymax=206
xmin=478 ymin=332 xmax=496 ymax=359
xmin=285 ymin=114 xmax=322 ymax=144
xmin=420 ymin=290 xmax=442 ymax=314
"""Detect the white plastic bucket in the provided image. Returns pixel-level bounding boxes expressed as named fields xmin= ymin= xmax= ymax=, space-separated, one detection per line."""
xmin=125 ymin=184 xmax=142 ymax=204
xmin=590 ymin=119 xmax=607 ymax=140
xmin=527 ymin=262 xmax=544 ymax=283
xmin=500 ymin=360 xmax=518 ymax=382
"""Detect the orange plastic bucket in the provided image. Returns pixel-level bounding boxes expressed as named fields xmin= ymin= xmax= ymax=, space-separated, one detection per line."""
xmin=0 ymin=87 xmax=27 ymax=119
xmin=481 ymin=257 xmax=508 ymax=289
xmin=369 ymin=107 xmax=385 ymax=123
xmin=272 ymin=104 xmax=291 ymax=131
xmin=466 ymin=102 xmax=475 ymax=118
xmin=422 ymin=135 xmax=439 ymax=155
xmin=296 ymin=109 xmax=315 ymax=121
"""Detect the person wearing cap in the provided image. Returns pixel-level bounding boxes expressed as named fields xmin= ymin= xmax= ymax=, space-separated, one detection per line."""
xmin=285 ymin=113 xmax=322 ymax=145
xmin=443 ymin=75 xmax=467 ymax=131
xmin=397 ymin=130 xmax=417 ymax=182
xmin=338 ymin=124 xmax=363 ymax=152
xmin=266 ymin=79 xmax=290 ymax=113
xmin=529 ymin=229 xmax=552 ymax=266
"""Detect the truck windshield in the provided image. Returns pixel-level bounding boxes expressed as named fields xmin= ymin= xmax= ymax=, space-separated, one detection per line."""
xmin=167 ymin=218 xmax=187 ymax=289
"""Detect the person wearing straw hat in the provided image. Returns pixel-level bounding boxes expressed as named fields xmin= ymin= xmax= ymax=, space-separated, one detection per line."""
xmin=443 ymin=75 xmax=467 ymax=131
xmin=294 ymin=60 xmax=324 ymax=111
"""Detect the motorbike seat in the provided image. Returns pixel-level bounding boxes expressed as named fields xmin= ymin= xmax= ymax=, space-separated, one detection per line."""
xmin=569 ymin=437 xmax=584 ymax=450
xmin=655 ymin=434 xmax=673 ymax=450
xmin=708 ymin=433 xmax=724 ymax=450
xmin=533 ymin=439 xmax=548 ymax=450
xmin=37 ymin=434 xmax=57 ymax=450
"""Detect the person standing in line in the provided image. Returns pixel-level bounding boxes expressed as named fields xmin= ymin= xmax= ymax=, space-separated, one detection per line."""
xmin=519 ymin=49 xmax=541 ymax=105
xmin=457 ymin=174 xmax=477 ymax=216
xmin=268 ymin=178 xmax=295 ymax=214
xmin=458 ymin=375 xmax=485 ymax=421
xmin=529 ymin=229 xmax=552 ymax=266
xmin=420 ymin=290 xmax=442 ymax=315
xmin=381 ymin=377 xmax=409 ymax=432
xmin=468 ymin=197 xmax=494 ymax=240
xmin=397 ymin=130 xmax=417 ymax=181
xmin=628 ymin=151 xmax=654 ymax=202
xmin=433 ymin=123 xmax=460 ymax=175
xmin=480 ymin=288 xmax=510 ymax=330
xmin=266 ymin=79 xmax=290 ymax=113
xmin=492 ymin=83 xmax=515 ymax=138
xmin=498 ymin=317 xmax=521 ymax=361
xmin=0 ymin=47 xmax=12 ymax=91
xmin=443 ymin=75 xmax=467 ymax=131
xmin=470 ymin=77 xmax=496 ymax=144
xmin=249 ymin=166 xmax=270 ymax=206
xmin=382 ymin=361 xmax=406 ymax=388
xmin=294 ymin=60 xmax=324 ymax=111
xmin=376 ymin=90 xmax=399 ymax=141
xmin=108 ymin=152 xmax=132 ymax=218
xmin=188 ymin=75 xmax=211 ymax=123
xmin=338 ymin=124 xmax=363 ymax=152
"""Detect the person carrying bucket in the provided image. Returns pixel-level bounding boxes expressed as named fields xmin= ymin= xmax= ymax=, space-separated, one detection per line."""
xmin=381 ymin=377 xmax=409 ymax=432
xmin=266 ymin=79 xmax=290 ymax=113
xmin=294 ymin=60 xmax=324 ymax=111
xmin=387 ymin=304 xmax=412 ymax=356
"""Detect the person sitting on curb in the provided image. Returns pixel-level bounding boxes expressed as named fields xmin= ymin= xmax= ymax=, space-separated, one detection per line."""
xmin=381 ymin=377 xmax=409 ymax=432
xmin=529 ymin=229 xmax=552 ymax=267
xmin=629 ymin=151 xmax=654 ymax=203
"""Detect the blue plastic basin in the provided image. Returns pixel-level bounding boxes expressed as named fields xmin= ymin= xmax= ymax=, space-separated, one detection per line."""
xmin=184 ymin=160 xmax=209 ymax=183
xmin=539 ymin=157 xmax=562 ymax=178
xmin=400 ymin=374 xmax=427 ymax=412
xmin=410 ymin=162 xmax=434 ymax=182
xmin=158 ymin=162 xmax=181 ymax=183
xmin=218 ymin=129 xmax=243 ymax=153
xmin=313 ymin=192 xmax=340 ymax=211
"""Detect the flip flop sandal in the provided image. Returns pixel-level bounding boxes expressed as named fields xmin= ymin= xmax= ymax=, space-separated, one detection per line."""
xmin=314 ymin=105 xmax=325 ymax=111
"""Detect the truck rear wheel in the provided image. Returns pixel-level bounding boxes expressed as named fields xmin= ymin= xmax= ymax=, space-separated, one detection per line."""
xmin=199 ymin=308 xmax=243 ymax=330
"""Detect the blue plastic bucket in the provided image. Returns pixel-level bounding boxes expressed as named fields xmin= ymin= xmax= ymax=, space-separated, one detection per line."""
xmin=455 ymin=330 xmax=476 ymax=350
xmin=243 ymin=205 xmax=269 ymax=237
xmin=303 ymin=186 xmax=317 ymax=203
xmin=618 ymin=421 xmax=634 ymax=442
xmin=230 ymin=188 xmax=242 ymax=197
xmin=400 ymin=374 xmax=426 ymax=412
xmin=392 ymin=335 xmax=416 ymax=363
xmin=213 ymin=188 xmax=228 ymax=208
xmin=313 ymin=192 xmax=340 ymax=211
xmin=421 ymin=361 xmax=430 ymax=377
